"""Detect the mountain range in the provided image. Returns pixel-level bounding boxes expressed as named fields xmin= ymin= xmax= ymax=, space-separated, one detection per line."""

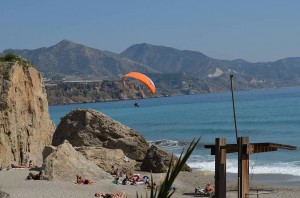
xmin=4 ymin=40 xmax=300 ymax=93
xmin=4 ymin=40 xmax=159 ymax=80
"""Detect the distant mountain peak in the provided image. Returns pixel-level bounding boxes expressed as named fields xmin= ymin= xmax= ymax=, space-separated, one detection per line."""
xmin=131 ymin=43 xmax=175 ymax=50
xmin=57 ymin=39 xmax=76 ymax=45
xmin=53 ymin=39 xmax=78 ymax=49
xmin=121 ymin=43 xmax=211 ymax=73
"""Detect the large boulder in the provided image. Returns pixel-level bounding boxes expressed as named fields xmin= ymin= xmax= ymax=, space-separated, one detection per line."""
xmin=0 ymin=61 xmax=55 ymax=167
xmin=52 ymin=109 xmax=149 ymax=161
xmin=141 ymin=145 xmax=192 ymax=173
xmin=76 ymin=146 xmax=136 ymax=174
xmin=43 ymin=140 xmax=111 ymax=182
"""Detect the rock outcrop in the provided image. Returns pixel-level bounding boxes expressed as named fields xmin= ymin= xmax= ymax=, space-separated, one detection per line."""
xmin=52 ymin=109 xmax=149 ymax=161
xmin=0 ymin=60 xmax=55 ymax=167
xmin=141 ymin=145 xmax=192 ymax=173
xmin=43 ymin=140 xmax=111 ymax=182
xmin=76 ymin=146 xmax=136 ymax=174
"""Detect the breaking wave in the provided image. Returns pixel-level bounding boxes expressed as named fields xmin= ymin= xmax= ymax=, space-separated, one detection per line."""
xmin=147 ymin=140 xmax=300 ymax=176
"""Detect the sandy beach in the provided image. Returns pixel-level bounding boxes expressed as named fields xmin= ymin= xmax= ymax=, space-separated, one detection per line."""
xmin=1 ymin=169 xmax=300 ymax=198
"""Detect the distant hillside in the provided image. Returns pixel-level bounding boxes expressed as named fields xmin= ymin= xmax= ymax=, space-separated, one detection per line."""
xmin=5 ymin=41 xmax=300 ymax=89
xmin=121 ymin=43 xmax=300 ymax=88
xmin=3 ymin=40 xmax=300 ymax=105
xmin=44 ymin=73 xmax=230 ymax=105
xmin=121 ymin=43 xmax=228 ymax=77
xmin=4 ymin=40 xmax=159 ymax=80
xmin=230 ymin=57 xmax=300 ymax=86
xmin=45 ymin=80 xmax=156 ymax=105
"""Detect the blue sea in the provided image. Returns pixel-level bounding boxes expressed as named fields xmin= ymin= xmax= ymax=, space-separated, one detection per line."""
xmin=49 ymin=86 xmax=300 ymax=180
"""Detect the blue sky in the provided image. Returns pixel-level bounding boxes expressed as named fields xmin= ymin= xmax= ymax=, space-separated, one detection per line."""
xmin=1 ymin=0 xmax=299 ymax=62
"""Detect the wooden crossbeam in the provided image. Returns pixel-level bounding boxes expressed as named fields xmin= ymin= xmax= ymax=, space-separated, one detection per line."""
xmin=252 ymin=143 xmax=296 ymax=152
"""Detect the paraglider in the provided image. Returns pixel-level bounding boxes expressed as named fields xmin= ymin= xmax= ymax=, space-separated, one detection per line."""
xmin=121 ymin=72 xmax=156 ymax=94
xmin=121 ymin=72 xmax=156 ymax=108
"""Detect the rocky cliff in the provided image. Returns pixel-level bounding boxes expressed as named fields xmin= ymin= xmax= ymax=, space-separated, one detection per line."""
xmin=0 ymin=59 xmax=55 ymax=167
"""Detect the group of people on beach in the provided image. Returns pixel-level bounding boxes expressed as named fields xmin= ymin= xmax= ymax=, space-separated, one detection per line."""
xmin=111 ymin=166 xmax=152 ymax=187
xmin=110 ymin=165 xmax=160 ymax=192
xmin=17 ymin=158 xmax=213 ymax=197
xmin=120 ymin=172 xmax=146 ymax=185
xmin=73 ymin=165 xmax=145 ymax=197
xmin=10 ymin=158 xmax=44 ymax=181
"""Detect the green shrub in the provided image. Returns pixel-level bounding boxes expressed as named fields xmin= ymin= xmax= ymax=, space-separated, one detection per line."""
xmin=0 ymin=53 xmax=33 ymax=67
xmin=137 ymin=138 xmax=200 ymax=198
xmin=4 ymin=53 xmax=18 ymax=62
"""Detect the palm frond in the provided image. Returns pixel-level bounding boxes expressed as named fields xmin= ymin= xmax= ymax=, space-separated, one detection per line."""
xmin=137 ymin=137 xmax=200 ymax=198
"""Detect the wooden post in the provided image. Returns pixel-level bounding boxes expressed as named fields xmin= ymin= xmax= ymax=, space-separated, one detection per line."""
xmin=215 ymin=138 xmax=226 ymax=198
xmin=238 ymin=137 xmax=250 ymax=198
xmin=230 ymin=74 xmax=239 ymax=144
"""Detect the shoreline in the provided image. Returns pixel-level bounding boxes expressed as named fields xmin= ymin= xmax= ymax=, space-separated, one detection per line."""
xmin=1 ymin=169 xmax=300 ymax=198
xmin=227 ymin=172 xmax=300 ymax=187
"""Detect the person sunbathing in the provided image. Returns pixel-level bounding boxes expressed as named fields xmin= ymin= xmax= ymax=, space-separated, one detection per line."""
xmin=95 ymin=193 xmax=112 ymax=198
xmin=95 ymin=192 xmax=126 ymax=198
xmin=76 ymin=175 xmax=93 ymax=184
xmin=111 ymin=166 xmax=124 ymax=178
xmin=126 ymin=172 xmax=134 ymax=179
xmin=112 ymin=192 xmax=126 ymax=198
xmin=26 ymin=171 xmax=43 ymax=180
xmin=121 ymin=175 xmax=129 ymax=185
xmin=11 ymin=164 xmax=28 ymax=169
xmin=110 ymin=166 xmax=117 ymax=175
xmin=128 ymin=174 xmax=139 ymax=185
xmin=204 ymin=183 xmax=214 ymax=195
xmin=195 ymin=183 xmax=214 ymax=195
xmin=146 ymin=181 xmax=158 ymax=190
xmin=29 ymin=160 xmax=34 ymax=168
xmin=26 ymin=160 xmax=38 ymax=169
xmin=143 ymin=176 xmax=149 ymax=184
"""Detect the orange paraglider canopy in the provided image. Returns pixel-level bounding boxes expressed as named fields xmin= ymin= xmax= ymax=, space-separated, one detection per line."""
xmin=121 ymin=72 xmax=156 ymax=94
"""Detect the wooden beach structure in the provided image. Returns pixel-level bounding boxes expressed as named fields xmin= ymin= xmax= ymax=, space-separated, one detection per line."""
xmin=204 ymin=137 xmax=297 ymax=198
xmin=203 ymin=74 xmax=297 ymax=197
